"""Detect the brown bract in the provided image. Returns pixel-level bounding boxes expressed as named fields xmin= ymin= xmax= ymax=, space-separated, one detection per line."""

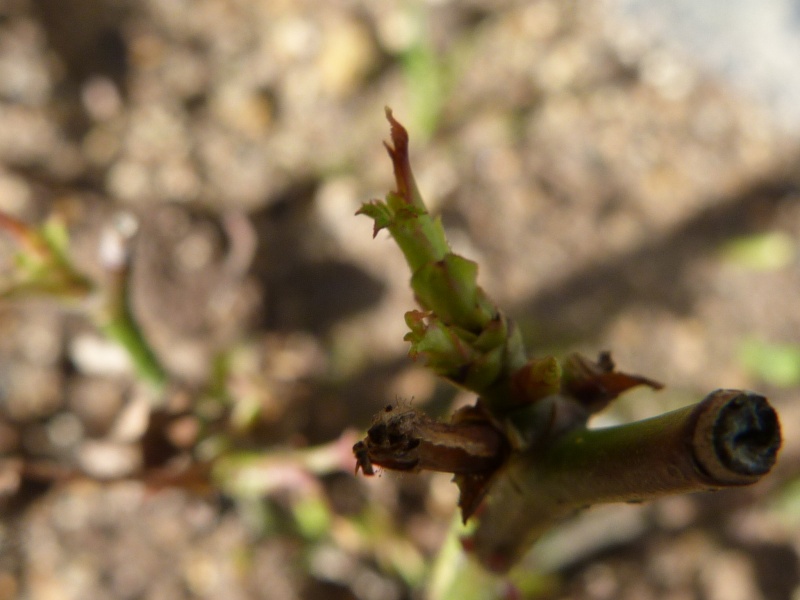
xmin=383 ymin=107 xmax=414 ymax=206
xmin=562 ymin=351 xmax=664 ymax=415
xmin=353 ymin=404 xmax=508 ymax=519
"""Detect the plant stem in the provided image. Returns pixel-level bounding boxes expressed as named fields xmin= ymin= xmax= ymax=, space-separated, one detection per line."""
xmin=357 ymin=110 xmax=783 ymax=574
xmin=469 ymin=389 xmax=781 ymax=572
xmin=97 ymin=221 xmax=168 ymax=390
xmin=99 ymin=302 xmax=167 ymax=389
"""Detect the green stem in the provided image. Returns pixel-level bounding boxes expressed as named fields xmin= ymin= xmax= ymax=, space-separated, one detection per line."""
xmin=98 ymin=250 xmax=167 ymax=390
xmin=99 ymin=310 xmax=167 ymax=389
xmin=469 ymin=389 xmax=781 ymax=572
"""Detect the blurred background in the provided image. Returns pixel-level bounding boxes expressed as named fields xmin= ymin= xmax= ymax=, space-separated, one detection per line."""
xmin=0 ymin=0 xmax=799 ymax=598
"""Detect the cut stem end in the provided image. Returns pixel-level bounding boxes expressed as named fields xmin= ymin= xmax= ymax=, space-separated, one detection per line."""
xmin=694 ymin=390 xmax=781 ymax=484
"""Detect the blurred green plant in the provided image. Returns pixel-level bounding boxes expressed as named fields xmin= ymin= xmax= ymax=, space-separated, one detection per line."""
xmin=402 ymin=39 xmax=448 ymax=139
xmin=0 ymin=210 xmax=167 ymax=389
xmin=719 ymin=231 xmax=795 ymax=271
xmin=0 ymin=211 xmax=92 ymax=300
xmin=739 ymin=338 xmax=800 ymax=388
xmin=395 ymin=8 xmax=452 ymax=138
xmin=0 ymin=206 xmax=426 ymax=595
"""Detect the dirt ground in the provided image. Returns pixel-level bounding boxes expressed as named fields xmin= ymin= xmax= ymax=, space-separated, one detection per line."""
xmin=0 ymin=1 xmax=799 ymax=599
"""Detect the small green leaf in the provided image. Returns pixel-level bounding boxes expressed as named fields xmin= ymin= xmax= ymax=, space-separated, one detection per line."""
xmin=463 ymin=344 xmax=504 ymax=390
xmin=511 ymin=356 xmax=562 ymax=403
xmin=406 ymin=316 xmax=467 ymax=363
xmin=388 ymin=206 xmax=449 ymax=272
xmin=412 ymin=254 xmax=481 ymax=329
xmin=472 ymin=314 xmax=507 ymax=353
xmin=356 ymin=201 xmax=393 ymax=237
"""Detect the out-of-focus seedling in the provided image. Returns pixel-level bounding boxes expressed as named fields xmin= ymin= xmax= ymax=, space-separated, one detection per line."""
xmin=0 ymin=209 xmax=167 ymax=388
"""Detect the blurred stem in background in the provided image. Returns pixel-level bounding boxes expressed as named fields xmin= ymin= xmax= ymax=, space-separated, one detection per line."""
xmin=0 ymin=209 xmax=167 ymax=389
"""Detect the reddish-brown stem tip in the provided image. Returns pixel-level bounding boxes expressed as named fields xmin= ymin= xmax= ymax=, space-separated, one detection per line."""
xmin=383 ymin=107 xmax=413 ymax=204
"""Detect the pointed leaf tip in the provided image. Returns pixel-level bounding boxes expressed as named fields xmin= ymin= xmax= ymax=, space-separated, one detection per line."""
xmin=384 ymin=106 xmax=408 ymax=150
xmin=381 ymin=108 xmax=413 ymax=205
xmin=356 ymin=201 xmax=393 ymax=237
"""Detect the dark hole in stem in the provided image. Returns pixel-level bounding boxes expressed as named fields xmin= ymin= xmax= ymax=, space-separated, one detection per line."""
xmin=713 ymin=393 xmax=781 ymax=476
